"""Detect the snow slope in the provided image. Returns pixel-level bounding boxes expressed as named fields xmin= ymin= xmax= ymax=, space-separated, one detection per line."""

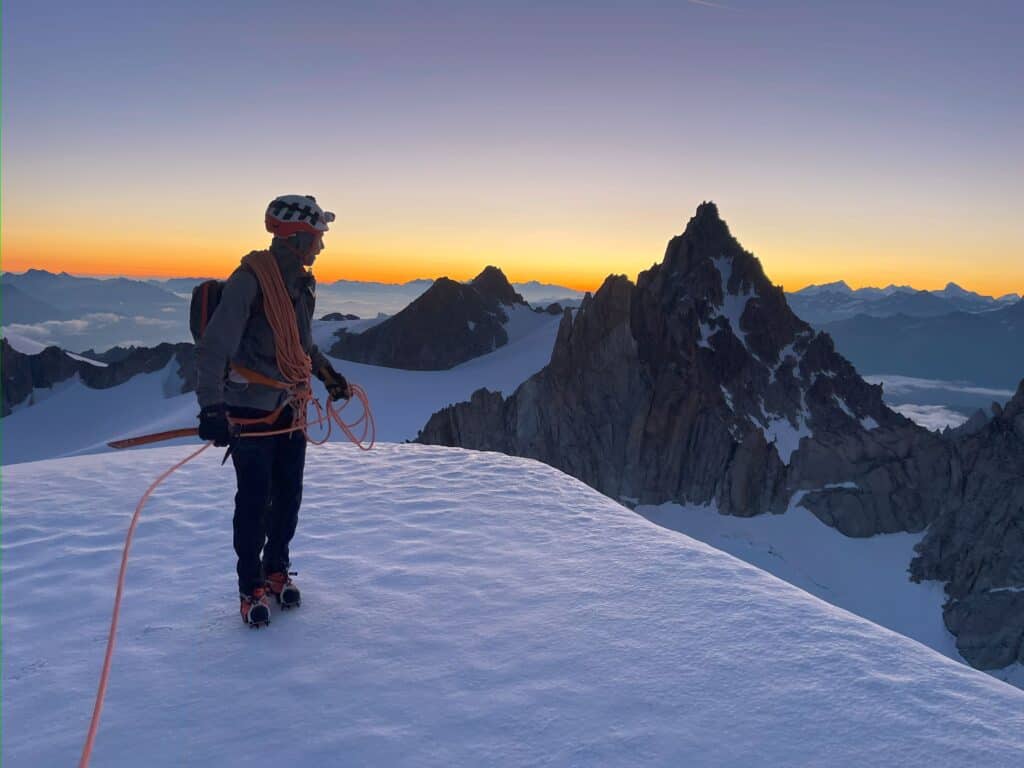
xmin=639 ymin=503 xmax=949 ymax=649
xmin=1 ymin=328 xmax=107 ymax=365
xmin=3 ymin=445 xmax=1024 ymax=767
xmin=639 ymin=502 xmax=1024 ymax=688
xmin=1 ymin=313 xmax=563 ymax=465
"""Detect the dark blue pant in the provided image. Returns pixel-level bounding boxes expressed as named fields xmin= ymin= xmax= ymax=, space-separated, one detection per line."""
xmin=229 ymin=407 xmax=306 ymax=594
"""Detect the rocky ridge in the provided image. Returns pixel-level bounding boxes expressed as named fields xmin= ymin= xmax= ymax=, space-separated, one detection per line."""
xmin=911 ymin=382 xmax=1024 ymax=669
xmin=1 ymin=339 xmax=196 ymax=416
xmin=329 ymin=266 xmax=528 ymax=370
xmin=418 ymin=203 xmax=953 ymax=533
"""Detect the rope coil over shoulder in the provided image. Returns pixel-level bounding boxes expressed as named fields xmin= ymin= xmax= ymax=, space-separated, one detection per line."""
xmin=234 ymin=249 xmax=313 ymax=433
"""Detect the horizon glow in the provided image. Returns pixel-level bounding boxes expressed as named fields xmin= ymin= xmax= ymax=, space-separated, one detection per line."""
xmin=3 ymin=2 xmax=1022 ymax=296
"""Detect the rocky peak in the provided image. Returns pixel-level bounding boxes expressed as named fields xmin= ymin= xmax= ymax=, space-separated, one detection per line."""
xmin=910 ymin=377 xmax=1024 ymax=669
xmin=329 ymin=266 xmax=529 ymax=370
xmin=940 ymin=281 xmax=971 ymax=297
xmin=419 ymin=202 xmax=949 ymax=531
xmin=803 ymin=280 xmax=854 ymax=294
xmin=470 ymin=266 xmax=525 ymax=307
xmin=2 ymin=339 xmax=195 ymax=417
xmin=1002 ymin=379 xmax=1024 ymax=422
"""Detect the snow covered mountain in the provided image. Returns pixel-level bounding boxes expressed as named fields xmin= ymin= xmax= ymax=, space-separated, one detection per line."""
xmin=1 ymin=337 xmax=194 ymax=417
xmin=419 ymin=203 xmax=952 ymax=530
xmin=787 ymin=280 xmax=1019 ymax=325
xmin=329 ymin=266 xmax=546 ymax=370
xmin=4 ymin=444 xmax=1023 ymax=767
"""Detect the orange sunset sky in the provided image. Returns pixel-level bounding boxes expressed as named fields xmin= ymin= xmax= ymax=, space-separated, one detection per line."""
xmin=3 ymin=3 xmax=1022 ymax=297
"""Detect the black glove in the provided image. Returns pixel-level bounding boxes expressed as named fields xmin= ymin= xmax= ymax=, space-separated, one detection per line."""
xmin=317 ymin=363 xmax=352 ymax=402
xmin=198 ymin=403 xmax=232 ymax=446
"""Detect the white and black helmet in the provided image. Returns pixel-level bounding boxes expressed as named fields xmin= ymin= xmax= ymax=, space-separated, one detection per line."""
xmin=265 ymin=195 xmax=336 ymax=238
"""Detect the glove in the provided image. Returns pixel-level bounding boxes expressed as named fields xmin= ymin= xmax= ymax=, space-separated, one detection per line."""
xmin=317 ymin=363 xmax=352 ymax=402
xmin=198 ymin=403 xmax=232 ymax=446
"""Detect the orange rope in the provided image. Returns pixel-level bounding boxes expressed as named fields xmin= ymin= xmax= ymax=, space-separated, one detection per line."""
xmin=79 ymin=442 xmax=211 ymax=768
xmin=235 ymin=384 xmax=376 ymax=451
xmin=240 ymin=250 xmax=313 ymax=433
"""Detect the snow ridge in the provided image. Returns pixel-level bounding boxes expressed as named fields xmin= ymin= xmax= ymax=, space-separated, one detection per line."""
xmin=4 ymin=445 xmax=1024 ymax=767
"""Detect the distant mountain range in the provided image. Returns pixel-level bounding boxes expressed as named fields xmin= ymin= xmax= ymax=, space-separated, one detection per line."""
xmin=788 ymin=280 xmax=1020 ymax=325
xmin=785 ymin=281 xmax=1024 ymax=388
xmin=4 ymin=269 xmax=185 ymax=318
xmin=823 ymin=301 xmax=1024 ymax=389
xmin=4 ymin=268 xmax=1020 ymax=391
xmin=0 ymin=269 xmax=585 ymax=352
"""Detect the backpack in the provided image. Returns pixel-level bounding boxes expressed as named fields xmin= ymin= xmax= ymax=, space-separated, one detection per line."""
xmin=189 ymin=279 xmax=225 ymax=343
xmin=188 ymin=254 xmax=310 ymax=344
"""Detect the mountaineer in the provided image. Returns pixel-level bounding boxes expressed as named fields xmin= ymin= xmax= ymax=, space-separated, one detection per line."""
xmin=194 ymin=194 xmax=352 ymax=626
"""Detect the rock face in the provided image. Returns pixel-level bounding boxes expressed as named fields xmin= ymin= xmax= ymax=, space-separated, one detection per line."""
xmin=329 ymin=266 xmax=527 ymax=370
xmin=911 ymin=380 xmax=1024 ymax=669
xmin=2 ymin=340 xmax=196 ymax=416
xmin=417 ymin=203 xmax=954 ymax=532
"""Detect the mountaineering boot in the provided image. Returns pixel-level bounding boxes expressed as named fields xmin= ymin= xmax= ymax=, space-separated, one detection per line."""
xmin=240 ymin=586 xmax=271 ymax=627
xmin=266 ymin=571 xmax=301 ymax=609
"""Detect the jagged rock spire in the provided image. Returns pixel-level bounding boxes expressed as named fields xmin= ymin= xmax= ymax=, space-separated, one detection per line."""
xmin=419 ymin=202 xmax=952 ymax=532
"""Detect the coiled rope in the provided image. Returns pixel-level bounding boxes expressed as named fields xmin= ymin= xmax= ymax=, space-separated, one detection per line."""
xmin=242 ymin=249 xmax=314 ymax=434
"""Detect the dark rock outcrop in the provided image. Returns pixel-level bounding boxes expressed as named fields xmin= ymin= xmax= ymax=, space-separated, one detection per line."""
xmin=2 ymin=339 xmax=196 ymax=416
xmin=911 ymin=380 xmax=1024 ymax=669
xmin=418 ymin=203 xmax=953 ymax=533
xmin=329 ymin=266 xmax=527 ymax=370
xmin=320 ymin=312 xmax=360 ymax=321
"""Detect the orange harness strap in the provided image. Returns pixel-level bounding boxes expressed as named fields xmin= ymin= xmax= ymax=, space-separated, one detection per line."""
xmin=226 ymin=363 xmax=303 ymax=427
xmin=229 ymin=363 xmax=292 ymax=390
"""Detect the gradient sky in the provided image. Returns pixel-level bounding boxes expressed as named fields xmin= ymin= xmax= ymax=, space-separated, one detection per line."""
xmin=3 ymin=1 xmax=1022 ymax=293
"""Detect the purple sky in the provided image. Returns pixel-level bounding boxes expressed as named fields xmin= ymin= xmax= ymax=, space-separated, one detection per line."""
xmin=3 ymin=1 xmax=1022 ymax=291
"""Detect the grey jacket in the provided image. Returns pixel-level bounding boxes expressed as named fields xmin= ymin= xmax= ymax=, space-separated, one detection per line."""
xmin=195 ymin=244 xmax=332 ymax=412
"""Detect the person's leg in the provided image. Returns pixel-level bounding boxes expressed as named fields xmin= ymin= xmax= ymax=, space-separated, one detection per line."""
xmin=263 ymin=429 xmax=306 ymax=576
xmin=230 ymin=435 xmax=275 ymax=595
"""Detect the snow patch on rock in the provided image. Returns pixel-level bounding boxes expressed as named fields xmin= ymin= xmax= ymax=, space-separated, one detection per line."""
xmin=710 ymin=255 xmax=755 ymax=350
xmin=762 ymin=413 xmax=812 ymax=464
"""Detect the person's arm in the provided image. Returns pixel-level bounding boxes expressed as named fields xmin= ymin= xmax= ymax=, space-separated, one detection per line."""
xmin=310 ymin=342 xmax=332 ymax=377
xmin=195 ymin=268 xmax=259 ymax=408
xmin=299 ymin=273 xmax=352 ymax=400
